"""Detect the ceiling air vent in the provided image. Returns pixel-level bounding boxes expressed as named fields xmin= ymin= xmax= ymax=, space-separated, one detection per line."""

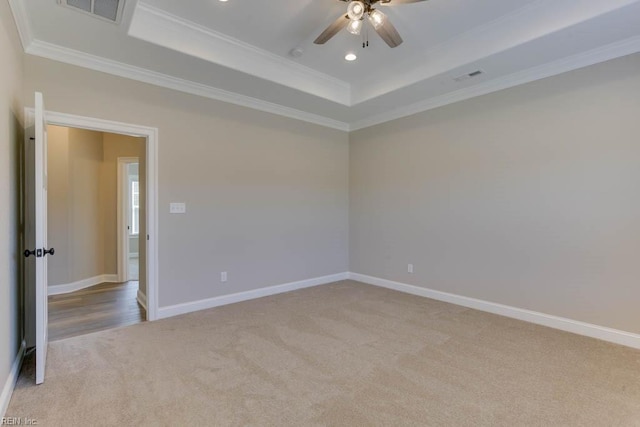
xmin=58 ymin=0 xmax=125 ymax=24
xmin=452 ymin=70 xmax=484 ymax=83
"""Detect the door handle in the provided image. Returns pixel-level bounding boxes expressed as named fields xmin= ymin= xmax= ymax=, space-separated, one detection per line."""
xmin=24 ymin=249 xmax=36 ymax=258
xmin=24 ymin=248 xmax=54 ymax=258
xmin=24 ymin=248 xmax=44 ymax=258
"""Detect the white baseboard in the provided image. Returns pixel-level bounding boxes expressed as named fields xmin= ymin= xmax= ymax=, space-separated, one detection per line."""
xmin=48 ymin=274 xmax=120 ymax=296
xmin=349 ymin=273 xmax=640 ymax=350
xmin=1 ymin=341 xmax=26 ymax=418
xmin=136 ymin=289 xmax=147 ymax=311
xmin=158 ymin=272 xmax=349 ymax=319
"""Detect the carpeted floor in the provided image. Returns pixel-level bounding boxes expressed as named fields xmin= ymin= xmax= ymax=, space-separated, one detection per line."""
xmin=7 ymin=280 xmax=640 ymax=426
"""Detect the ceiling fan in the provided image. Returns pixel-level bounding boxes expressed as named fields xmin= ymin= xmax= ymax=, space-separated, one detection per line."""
xmin=314 ymin=0 xmax=428 ymax=48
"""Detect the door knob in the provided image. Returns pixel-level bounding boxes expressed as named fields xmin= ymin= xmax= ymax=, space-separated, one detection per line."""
xmin=24 ymin=249 xmax=36 ymax=258
xmin=43 ymin=248 xmax=55 ymax=256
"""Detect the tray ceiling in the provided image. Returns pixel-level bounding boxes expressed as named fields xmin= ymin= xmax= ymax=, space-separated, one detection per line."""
xmin=10 ymin=0 xmax=640 ymax=130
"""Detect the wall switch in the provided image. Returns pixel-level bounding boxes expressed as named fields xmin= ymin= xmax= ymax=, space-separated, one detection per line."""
xmin=170 ymin=203 xmax=186 ymax=214
xmin=221 ymin=272 xmax=228 ymax=283
xmin=408 ymin=264 xmax=414 ymax=274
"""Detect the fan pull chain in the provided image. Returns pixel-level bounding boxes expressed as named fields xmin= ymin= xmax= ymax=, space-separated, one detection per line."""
xmin=362 ymin=22 xmax=369 ymax=49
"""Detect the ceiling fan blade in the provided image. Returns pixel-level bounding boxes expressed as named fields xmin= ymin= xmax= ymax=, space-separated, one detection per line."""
xmin=373 ymin=18 xmax=403 ymax=48
xmin=379 ymin=0 xmax=429 ymax=4
xmin=314 ymin=15 xmax=349 ymax=44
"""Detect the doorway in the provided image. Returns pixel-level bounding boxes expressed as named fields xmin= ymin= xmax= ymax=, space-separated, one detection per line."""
xmin=117 ymin=157 xmax=147 ymax=311
xmin=118 ymin=158 xmax=140 ymax=282
xmin=46 ymin=127 xmax=146 ymax=341
xmin=24 ymin=108 xmax=158 ymax=351
xmin=126 ymin=161 xmax=140 ymax=282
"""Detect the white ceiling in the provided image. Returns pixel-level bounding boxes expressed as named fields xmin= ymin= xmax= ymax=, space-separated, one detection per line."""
xmin=10 ymin=0 xmax=640 ymax=130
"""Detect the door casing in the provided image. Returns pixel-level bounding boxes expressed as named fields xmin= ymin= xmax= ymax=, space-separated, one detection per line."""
xmin=24 ymin=108 xmax=160 ymax=323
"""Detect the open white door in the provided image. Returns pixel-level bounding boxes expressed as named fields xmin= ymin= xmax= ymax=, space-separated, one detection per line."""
xmin=25 ymin=92 xmax=50 ymax=384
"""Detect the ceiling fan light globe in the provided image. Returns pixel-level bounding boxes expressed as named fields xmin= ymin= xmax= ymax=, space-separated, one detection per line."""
xmin=368 ymin=9 xmax=386 ymax=30
xmin=347 ymin=19 xmax=363 ymax=35
xmin=347 ymin=1 xmax=365 ymax=20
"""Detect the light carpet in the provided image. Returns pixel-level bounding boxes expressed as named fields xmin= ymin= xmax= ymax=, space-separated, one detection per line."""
xmin=7 ymin=280 xmax=640 ymax=426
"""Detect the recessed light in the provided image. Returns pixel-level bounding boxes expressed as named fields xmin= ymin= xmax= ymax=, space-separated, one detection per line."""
xmin=345 ymin=53 xmax=357 ymax=61
xmin=219 ymin=0 xmax=228 ymax=2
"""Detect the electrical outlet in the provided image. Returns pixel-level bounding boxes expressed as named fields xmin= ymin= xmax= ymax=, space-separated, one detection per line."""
xmin=408 ymin=264 xmax=414 ymax=274
xmin=221 ymin=272 xmax=228 ymax=283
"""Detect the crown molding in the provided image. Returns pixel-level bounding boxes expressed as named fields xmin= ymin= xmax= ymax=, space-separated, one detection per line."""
xmin=20 ymin=35 xmax=640 ymax=133
xmin=353 ymin=0 xmax=640 ymax=104
xmin=18 ymin=34 xmax=640 ymax=134
xmin=129 ymin=2 xmax=352 ymax=106
xmin=7 ymin=0 xmax=34 ymax=50
xmin=349 ymin=35 xmax=640 ymax=131
xmin=25 ymin=40 xmax=350 ymax=131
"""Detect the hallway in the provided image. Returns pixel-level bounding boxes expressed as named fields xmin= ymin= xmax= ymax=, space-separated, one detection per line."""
xmin=48 ymin=281 xmax=145 ymax=341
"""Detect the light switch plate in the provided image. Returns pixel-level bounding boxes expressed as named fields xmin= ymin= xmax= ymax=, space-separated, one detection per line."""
xmin=170 ymin=202 xmax=186 ymax=214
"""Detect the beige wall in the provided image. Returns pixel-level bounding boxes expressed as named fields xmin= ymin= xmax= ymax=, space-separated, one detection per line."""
xmin=68 ymin=128 xmax=105 ymax=282
xmin=350 ymin=53 xmax=640 ymax=334
xmin=102 ymin=133 xmax=146 ymax=295
xmin=46 ymin=125 xmax=70 ymax=285
xmin=0 ymin=0 xmax=24 ymax=408
xmin=24 ymin=56 xmax=350 ymax=307
xmin=47 ymin=126 xmax=105 ymax=285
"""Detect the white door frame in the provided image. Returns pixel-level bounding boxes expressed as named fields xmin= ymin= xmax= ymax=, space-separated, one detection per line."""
xmin=117 ymin=157 xmax=139 ymax=283
xmin=25 ymin=108 xmax=160 ymax=321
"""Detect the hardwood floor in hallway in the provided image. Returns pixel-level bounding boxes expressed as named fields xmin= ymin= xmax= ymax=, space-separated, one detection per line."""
xmin=48 ymin=281 xmax=146 ymax=341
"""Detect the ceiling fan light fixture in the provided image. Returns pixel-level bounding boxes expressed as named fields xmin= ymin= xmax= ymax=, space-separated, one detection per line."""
xmin=347 ymin=1 xmax=365 ymax=20
xmin=346 ymin=19 xmax=363 ymax=35
xmin=314 ymin=0 xmax=418 ymax=48
xmin=368 ymin=9 xmax=386 ymax=30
